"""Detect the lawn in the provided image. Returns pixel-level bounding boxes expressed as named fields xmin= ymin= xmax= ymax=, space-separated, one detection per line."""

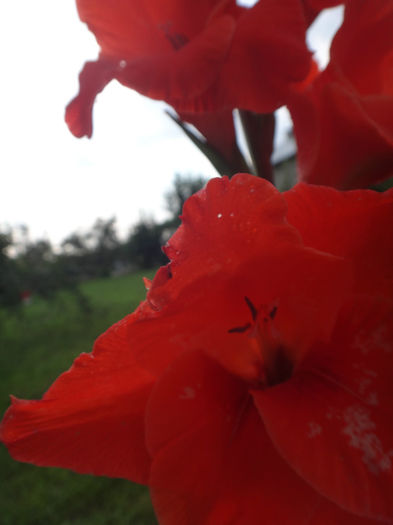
xmin=0 ymin=271 xmax=158 ymax=525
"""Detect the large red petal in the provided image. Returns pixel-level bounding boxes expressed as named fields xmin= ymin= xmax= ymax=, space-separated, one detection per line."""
xmin=75 ymin=0 xmax=310 ymax=114
xmin=0 ymin=316 xmax=154 ymax=483
xmin=289 ymin=77 xmax=393 ymax=188
xmin=76 ymin=0 xmax=232 ymax=58
xmin=77 ymin=0 xmax=166 ymax=58
xmin=116 ymin=14 xmax=236 ymax=104
xmin=217 ymin=0 xmax=312 ymax=112
xmin=148 ymin=175 xmax=298 ymax=306
xmin=289 ymin=0 xmax=393 ymax=188
xmin=330 ymin=0 xmax=393 ymax=95
xmin=146 ymin=175 xmax=351 ymax=381
xmin=284 ymin=183 xmax=393 ymax=294
xmin=68 ymin=2 xmax=239 ymax=120
xmin=147 ymin=350 xmax=381 ymax=525
xmin=254 ymin=297 xmax=393 ymax=522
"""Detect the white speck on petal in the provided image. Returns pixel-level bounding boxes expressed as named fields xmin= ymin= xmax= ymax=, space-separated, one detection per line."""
xmin=352 ymin=331 xmax=371 ymax=355
xmin=356 ymin=369 xmax=379 ymax=404
xmin=342 ymin=405 xmax=392 ymax=474
xmin=358 ymin=377 xmax=372 ymax=395
xmin=308 ymin=422 xmax=322 ymax=438
xmin=373 ymin=325 xmax=391 ymax=353
xmin=217 ymin=213 xmax=223 ymax=219
xmin=179 ymin=387 xmax=196 ymax=400
xmin=366 ymin=392 xmax=379 ymax=406
xmin=352 ymin=325 xmax=391 ymax=355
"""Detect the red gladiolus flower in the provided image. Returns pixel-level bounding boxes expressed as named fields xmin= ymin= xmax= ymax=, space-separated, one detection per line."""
xmin=66 ymin=0 xmax=311 ymax=138
xmin=1 ymin=174 xmax=393 ymax=524
xmin=289 ymin=0 xmax=393 ymax=189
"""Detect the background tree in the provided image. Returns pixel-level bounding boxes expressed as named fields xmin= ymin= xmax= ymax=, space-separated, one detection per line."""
xmin=0 ymin=231 xmax=21 ymax=309
xmin=0 ymin=174 xmax=208 ymax=313
xmin=164 ymin=174 xmax=207 ymax=227
xmin=125 ymin=217 xmax=167 ymax=270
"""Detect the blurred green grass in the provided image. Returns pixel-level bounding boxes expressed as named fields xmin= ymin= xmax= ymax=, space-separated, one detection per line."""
xmin=0 ymin=271 xmax=158 ymax=525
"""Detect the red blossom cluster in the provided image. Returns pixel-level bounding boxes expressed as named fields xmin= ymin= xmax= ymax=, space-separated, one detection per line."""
xmin=65 ymin=0 xmax=393 ymax=188
xmin=1 ymin=1 xmax=393 ymax=524
xmin=290 ymin=1 xmax=393 ymax=188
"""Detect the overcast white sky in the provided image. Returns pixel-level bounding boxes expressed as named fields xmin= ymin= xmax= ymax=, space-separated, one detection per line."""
xmin=0 ymin=2 xmax=343 ymax=245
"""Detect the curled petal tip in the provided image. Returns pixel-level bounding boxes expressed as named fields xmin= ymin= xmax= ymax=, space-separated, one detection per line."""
xmin=143 ymin=277 xmax=152 ymax=291
xmin=65 ymin=98 xmax=93 ymax=139
xmin=65 ymin=59 xmax=117 ymax=139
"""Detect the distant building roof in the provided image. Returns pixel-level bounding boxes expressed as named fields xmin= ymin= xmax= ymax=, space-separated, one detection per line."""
xmin=272 ymin=129 xmax=297 ymax=166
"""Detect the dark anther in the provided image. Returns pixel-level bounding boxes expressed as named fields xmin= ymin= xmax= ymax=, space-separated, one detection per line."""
xmin=269 ymin=306 xmax=277 ymax=320
xmin=166 ymin=32 xmax=189 ymax=50
xmin=228 ymin=323 xmax=252 ymax=334
xmin=244 ymin=296 xmax=257 ymax=321
xmin=167 ymin=265 xmax=173 ymax=279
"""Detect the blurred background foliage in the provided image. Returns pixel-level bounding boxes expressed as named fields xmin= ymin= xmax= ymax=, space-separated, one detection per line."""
xmin=0 ymin=174 xmax=206 ymax=315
